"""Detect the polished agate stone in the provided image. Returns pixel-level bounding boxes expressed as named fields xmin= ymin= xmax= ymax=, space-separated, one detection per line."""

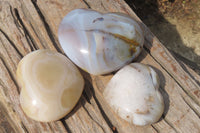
xmin=103 ymin=63 xmax=164 ymax=126
xmin=16 ymin=50 xmax=84 ymax=122
xmin=58 ymin=9 xmax=144 ymax=75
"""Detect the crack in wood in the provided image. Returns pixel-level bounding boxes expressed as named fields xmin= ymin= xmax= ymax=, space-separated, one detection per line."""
xmin=82 ymin=104 xmax=105 ymax=132
xmin=143 ymin=44 xmax=151 ymax=54
xmin=82 ymin=0 xmax=91 ymax=8
xmin=163 ymin=118 xmax=179 ymax=133
xmin=0 ymin=29 xmax=23 ymax=58
xmin=9 ymin=5 xmax=24 ymax=36
xmin=92 ymin=88 xmax=118 ymax=133
xmin=83 ymin=76 xmax=119 ymax=132
xmin=31 ymin=0 xmax=62 ymax=53
xmin=82 ymin=78 xmax=95 ymax=104
xmin=46 ymin=123 xmax=53 ymax=132
xmin=19 ymin=3 xmax=46 ymax=50
xmin=100 ymin=2 xmax=107 ymax=11
xmin=21 ymin=122 xmax=29 ymax=133
xmin=28 ymin=22 xmax=46 ymax=49
xmin=151 ymin=125 xmax=159 ymax=133
xmin=181 ymin=95 xmax=200 ymax=118
xmin=9 ymin=5 xmax=38 ymax=52
xmin=60 ymin=118 xmax=72 ymax=133
xmin=13 ymin=8 xmax=37 ymax=51
xmin=82 ymin=88 xmax=91 ymax=104
xmin=0 ymin=34 xmax=20 ymax=72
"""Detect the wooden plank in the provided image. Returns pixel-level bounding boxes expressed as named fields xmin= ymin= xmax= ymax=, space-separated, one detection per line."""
xmin=0 ymin=0 xmax=199 ymax=132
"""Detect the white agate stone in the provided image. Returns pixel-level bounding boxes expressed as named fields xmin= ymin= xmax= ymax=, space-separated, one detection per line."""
xmin=58 ymin=9 xmax=144 ymax=75
xmin=16 ymin=50 xmax=84 ymax=122
xmin=103 ymin=63 xmax=164 ymax=126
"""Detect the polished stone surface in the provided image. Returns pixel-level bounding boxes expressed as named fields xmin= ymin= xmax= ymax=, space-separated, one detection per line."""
xmin=58 ymin=9 xmax=144 ymax=75
xmin=17 ymin=50 xmax=84 ymax=122
xmin=103 ymin=63 xmax=164 ymax=126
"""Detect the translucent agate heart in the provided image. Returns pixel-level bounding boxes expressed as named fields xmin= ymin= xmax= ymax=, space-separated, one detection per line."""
xmin=103 ymin=63 xmax=164 ymax=126
xmin=16 ymin=50 xmax=84 ymax=122
xmin=58 ymin=9 xmax=144 ymax=75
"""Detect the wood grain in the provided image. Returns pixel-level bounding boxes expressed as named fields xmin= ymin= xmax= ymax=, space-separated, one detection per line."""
xmin=0 ymin=0 xmax=199 ymax=132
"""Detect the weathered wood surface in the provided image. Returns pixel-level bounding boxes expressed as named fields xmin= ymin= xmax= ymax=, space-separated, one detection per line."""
xmin=0 ymin=0 xmax=199 ymax=132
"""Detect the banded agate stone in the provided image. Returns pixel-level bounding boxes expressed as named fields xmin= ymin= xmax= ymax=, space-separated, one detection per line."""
xmin=58 ymin=9 xmax=144 ymax=75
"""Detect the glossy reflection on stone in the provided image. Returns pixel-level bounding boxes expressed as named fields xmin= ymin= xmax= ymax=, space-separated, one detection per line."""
xmin=58 ymin=9 xmax=144 ymax=75
xmin=16 ymin=50 xmax=84 ymax=122
xmin=103 ymin=63 xmax=164 ymax=126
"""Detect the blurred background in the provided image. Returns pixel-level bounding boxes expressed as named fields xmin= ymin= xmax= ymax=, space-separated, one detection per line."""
xmin=125 ymin=0 xmax=200 ymax=74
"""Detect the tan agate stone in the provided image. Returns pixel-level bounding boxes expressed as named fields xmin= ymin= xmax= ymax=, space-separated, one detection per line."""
xmin=16 ymin=50 xmax=84 ymax=122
